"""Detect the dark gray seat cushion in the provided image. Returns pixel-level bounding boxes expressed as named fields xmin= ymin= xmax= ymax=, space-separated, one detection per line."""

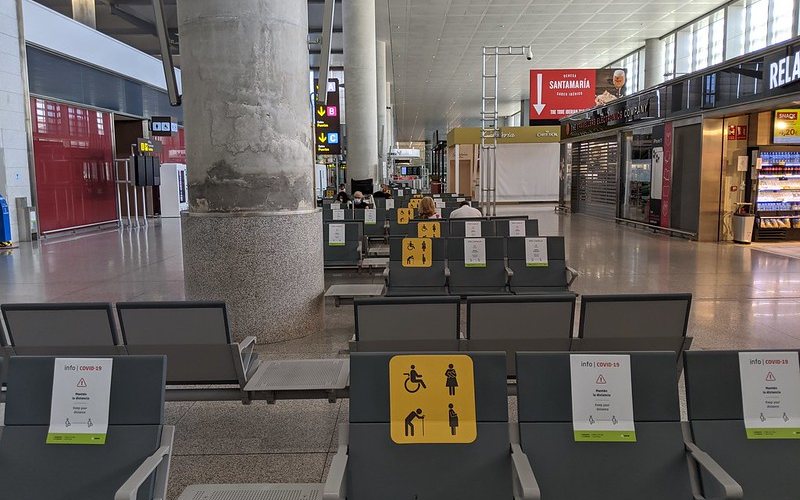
xmin=0 ymin=425 xmax=162 ymax=500
xmin=347 ymin=422 xmax=512 ymax=500
xmin=520 ymin=422 xmax=694 ymax=500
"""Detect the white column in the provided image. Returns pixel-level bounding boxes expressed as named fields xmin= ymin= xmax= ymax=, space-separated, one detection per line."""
xmin=343 ymin=0 xmax=379 ymax=182
xmin=644 ymin=38 xmax=665 ymax=89
xmin=1 ymin=0 xmax=33 ymax=242
xmin=454 ymin=144 xmax=460 ymax=194
xmin=376 ymin=40 xmax=388 ymax=182
xmin=71 ymin=0 xmax=96 ymax=28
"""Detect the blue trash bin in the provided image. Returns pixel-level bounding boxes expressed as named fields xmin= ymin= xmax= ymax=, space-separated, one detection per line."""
xmin=0 ymin=195 xmax=12 ymax=243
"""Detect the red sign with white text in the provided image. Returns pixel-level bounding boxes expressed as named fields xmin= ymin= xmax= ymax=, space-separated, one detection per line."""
xmin=530 ymin=69 xmax=627 ymax=122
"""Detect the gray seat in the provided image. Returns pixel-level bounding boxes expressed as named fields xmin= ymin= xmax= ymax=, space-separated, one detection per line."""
xmin=573 ymin=293 xmax=693 ymax=364
xmin=118 ymin=301 xmax=349 ymax=403
xmin=495 ymin=219 xmax=539 ymax=237
xmin=685 ymin=350 xmax=800 ymax=500
xmin=515 ymin=352 xmax=742 ymax=500
xmin=507 ymin=237 xmax=576 ymax=294
xmin=464 ymin=294 xmax=576 ymax=376
xmin=1 ymin=302 xmax=124 ymax=356
xmin=323 ymin=221 xmax=363 ymax=268
xmin=447 ymin=237 xmax=511 ymax=296
xmin=323 ymin=352 xmax=538 ymax=499
xmin=322 ymin=207 xmax=354 ymax=221
xmin=384 ymin=237 xmax=448 ymax=296
xmin=117 ymin=301 xmax=258 ymax=401
xmin=354 ymin=208 xmax=388 ymax=238
xmin=449 ymin=219 xmax=495 ymax=237
xmin=388 ymin=219 xmax=413 ymax=237
xmin=408 ymin=219 xmax=450 ymax=238
xmin=351 ymin=296 xmax=461 ymax=352
xmin=0 ymin=355 xmax=174 ymax=500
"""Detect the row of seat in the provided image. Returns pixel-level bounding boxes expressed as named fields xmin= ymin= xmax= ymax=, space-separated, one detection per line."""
xmin=0 ymin=301 xmax=349 ymax=403
xmin=180 ymin=350 xmax=799 ymax=499
xmin=323 ymin=216 xmax=540 ymax=268
xmin=351 ymin=293 xmax=693 ymax=375
xmin=385 ymin=235 xmax=578 ymax=296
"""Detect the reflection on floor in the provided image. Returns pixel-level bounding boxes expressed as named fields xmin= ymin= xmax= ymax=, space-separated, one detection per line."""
xmin=3 ymin=206 xmax=800 ymax=497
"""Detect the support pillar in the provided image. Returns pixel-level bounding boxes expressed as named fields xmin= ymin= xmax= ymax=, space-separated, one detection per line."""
xmin=71 ymin=0 xmax=96 ymax=28
xmin=376 ymin=40 xmax=388 ymax=183
xmin=644 ymin=38 xmax=665 ymax=89
xmin=343 ymin=0 xmax=379 ymax=183
xmin=177 ymin=0 xmax=324 ymax=342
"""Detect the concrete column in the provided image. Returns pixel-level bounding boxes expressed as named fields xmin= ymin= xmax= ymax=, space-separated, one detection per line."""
xmin=71 ymin=0 xmax=96 ymax=28
xmin=386 ymin=81 xmax=394 ymax=150
xmin=644 ymin=38 xmax=665 ymax=88
xmin=177 ymin=0 xmax=324 ymax=342
xmin=343 ymin=0 xmax=379 ymax=183
xmin=376 ymin=41 xmax=388 ymax=169
xmin=0 ymin=0 xmax=34 ymax=243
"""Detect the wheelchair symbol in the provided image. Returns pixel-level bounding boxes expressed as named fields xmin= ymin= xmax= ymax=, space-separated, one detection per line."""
xmin=403 ymin=365 xmax=427 ymax=393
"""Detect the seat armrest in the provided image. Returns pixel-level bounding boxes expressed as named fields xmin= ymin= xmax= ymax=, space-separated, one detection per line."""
xmin=505 ymin=266 xmax=514 ymax=283
xmin=445 ymin=266 xmax=451 ymax=278
xmin=323 ymin=444 xmax=348 ymax=500
xmin=382 ymin=267 xmax=390 ymax=280
xmin=511 ymin=443 xmax=540 ymax=500
xmin=566 ymin=266 xmax=579 ymax=287
xmin=114 ymin=445 xmax=171 ymax=500
xmin=684 ymin=441 xmax=743 ymax=500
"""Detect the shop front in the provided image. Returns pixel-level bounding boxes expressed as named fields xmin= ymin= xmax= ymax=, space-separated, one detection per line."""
xmin=562 ymin=35 xmax=800 ymax=242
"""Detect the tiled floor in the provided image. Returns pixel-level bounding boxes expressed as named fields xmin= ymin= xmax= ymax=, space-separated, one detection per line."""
xmin=3 ymin=206 xmax=800 ymax=498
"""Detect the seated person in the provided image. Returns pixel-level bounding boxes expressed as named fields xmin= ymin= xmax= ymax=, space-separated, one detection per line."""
xmin=450 ymin=200 xmax=482 ymax=218
xmin=335 ymin=184 xmax=350 ymax=204
xmin=372 ymin=184 xmax=392 ymax=199
xmin=352 ymin=191 xmax=372 ymax=209
xmin=418 ymin=196 xmax=442 ymax=219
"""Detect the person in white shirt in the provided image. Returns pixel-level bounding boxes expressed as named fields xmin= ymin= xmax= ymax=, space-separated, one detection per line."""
xmin=449 ymin=201 xmax=482 ymax=219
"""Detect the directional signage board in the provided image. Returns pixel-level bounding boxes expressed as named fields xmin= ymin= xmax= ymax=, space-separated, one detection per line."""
xmin=530 ymin=69 xmax=627 ymax=124
xmin=315 ymin=78 xmax=341 ymax=155
xmin=389 ymin=354 xmax=477 ymax=444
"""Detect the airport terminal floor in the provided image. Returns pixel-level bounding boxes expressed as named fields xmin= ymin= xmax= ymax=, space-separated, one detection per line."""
xmin=3 ymin=205 xmax=800 ymax=497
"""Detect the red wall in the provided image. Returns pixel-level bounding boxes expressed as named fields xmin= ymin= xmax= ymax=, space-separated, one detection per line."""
xmin=155 ymin=127 xmax=185 ymax=164
xmin=31 ymin=98 xmax=117 ymax=233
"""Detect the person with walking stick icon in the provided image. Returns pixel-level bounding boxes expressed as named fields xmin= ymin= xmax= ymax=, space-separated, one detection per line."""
xmin=405 ymin=408 xmax=425 ymax=437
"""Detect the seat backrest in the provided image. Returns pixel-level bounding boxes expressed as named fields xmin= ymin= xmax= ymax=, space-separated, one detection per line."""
xmin=408 ymin=219 xmax=450 ymax=238
xmin=516 ymin=352 xmax=691 ymax=500
xmin=507 ymin=237 xmax=568 ymax=289
xmin=576 ymin=294 xmax=691 ymax=353
xmin=495 ymin=218 xmax=539 ymax=237
xmin=353 ymin=208 xmax=387 ymax=222
xmin=323 ymin=207 xmax=354 ymax=221
xmin=1 ymin=303 xmax=120 ymax=355
xmin=467 ymin=294 xmax=575 ymax=340
xmin=447 ymin=237 xmax=507 ymax=289
xmin=449 ymin=219 xmax=495 ymax=237
xmin=388 ymin=237 xmax=447 ymax=288
xmin=117 ymin=301 xmax=240 ymax=384
xmin=353 ymin=297 xmax=460 ymax=351
xmin=0 ymin=355 xmax=166 ymax=500
xmin=684 ymin=350 xmax=800 ymax=500
xmin=347 ymin=352 xmax=511 ymax=499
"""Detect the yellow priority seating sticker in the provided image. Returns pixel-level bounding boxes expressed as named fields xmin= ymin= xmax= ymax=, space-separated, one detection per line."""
xmin=389 ymin=354 xmax=477 ymax=444
xmin=417 ymin=221 xmax=441 ymax=238
xmin=401 ymin=238 xmax=432 ymax=268
xmin=408 ymin=199 xmax=421 ymax=210
xmin=397 ymin=208 xmax=414 ymax=224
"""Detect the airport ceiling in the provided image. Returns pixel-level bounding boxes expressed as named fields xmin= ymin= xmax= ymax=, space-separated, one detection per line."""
xmin=34 ymin=0 xmax=728 ymax=142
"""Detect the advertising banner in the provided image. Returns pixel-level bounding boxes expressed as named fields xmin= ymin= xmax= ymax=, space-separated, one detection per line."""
xmin=530 ymin=68 xmax=627 ymax=123
xmin=774 ymin=109 xmax=800 ymax=144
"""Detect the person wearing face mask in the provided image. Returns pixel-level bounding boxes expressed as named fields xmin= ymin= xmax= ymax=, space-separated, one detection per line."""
xmin=352 ymin=191 xmax=372 ymax=209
